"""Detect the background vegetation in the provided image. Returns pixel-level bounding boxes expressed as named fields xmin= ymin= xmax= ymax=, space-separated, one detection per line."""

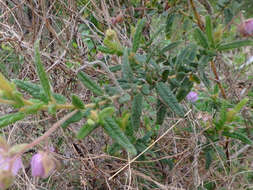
xmin=0 ymin=0 xmax=253 ymax=189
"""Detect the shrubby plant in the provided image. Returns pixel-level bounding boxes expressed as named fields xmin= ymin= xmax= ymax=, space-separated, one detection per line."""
xmin=0 ymin=0 xmax=253 ymax=189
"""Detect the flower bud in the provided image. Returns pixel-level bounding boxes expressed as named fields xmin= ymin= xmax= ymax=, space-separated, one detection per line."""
xmin=30 ymin=151 xmax=58 ymax=178
xmin=238 ymin=18 xmax=253 ymax=37
xmin=0 ymin=152 xmax=23 ymax=176
xmin=186 ymin=91 xmax=198 ymax=103
xmin=96 ymin=52 xmax=104 ymax=60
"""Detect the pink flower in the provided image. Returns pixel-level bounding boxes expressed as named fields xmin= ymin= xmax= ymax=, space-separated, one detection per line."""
xmin=186 ymin=91 xmax=198 ymax=102
xmin=238 ymin=18 xmax=253 ymax=37
xmin=30 ymin=151 xmax=57 ymax=178
xmin=0 ymin=154 xmax=22 ymax=176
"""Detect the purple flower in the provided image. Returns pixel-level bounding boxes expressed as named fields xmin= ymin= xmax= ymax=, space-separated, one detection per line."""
xmin=30 ymin=151 xmax=56 ymax=178
xmin=186 ymin=91 xmax=198 ymax=102
xmin=0 ymin=154 xmax=22 ymax=176
xmin=238 ymin=18 xmax=253 ymax=37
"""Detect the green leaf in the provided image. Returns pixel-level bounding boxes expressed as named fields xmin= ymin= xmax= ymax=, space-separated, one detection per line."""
xmin=52 ymin=94 xmax=67 ymax=104
xmin=156 ymin=99 xmax=167 ymax=125
xmin=77 ymin=71 xmax=104 ymax=96
xmin=76 ymin=122 xmax=98 ymax=139
xmin=165 ymin=13 xmax=175 ymax=37
xmin=61 ymin=110 xmax=87 ymax=129
xmin=13 ymin=79 xmax=67 ymax=104
xmin=222 ymin=131 xmax=253 ymax=145
xmin=205 ymin=15 xmax=214 ymax=47
xmin=131 ymin=93 xmax=143 ymax=132
xmin=71 ymin=94 xmax=85 ymax=109
xmin=13 ymin=79 xmax=48 ymax=102
xmin=21 ymin=103 xmax=44 ymax=114
xmin=132 ymin=18 xmax=146 ymax=53
xmin=193 ymin=28 xmax=209 ymax=49
xmin=160 ymin=41 xmax=182 ymax=54
xmin=34 ymin=40 xmax=52 ymax=101
xmin=98 ymin=107 xmax=115 ymax=122
xmin=122 ymin=49 xmax=134 ymax=82
xmin=217 ymin=40 xmax=253 ymax=51
xmin=205 ymin=149 xmax=213 ymax=170
xmin=0 ymin=112 xmax=25 ymax=128
xmin=176 ymin=78 xmax=193 ymax=102
xmin=101 ymin=117 xmax=137 ymax=156
xmin=156 ymin=82 xmax=185 ymax=117
xmin=97 ymin=45 xmax=115 ymax=54
xmin=198 ymin=55 xmax=211 ymax=88
xmin=118 ymin=93 xmax=131 ymax=104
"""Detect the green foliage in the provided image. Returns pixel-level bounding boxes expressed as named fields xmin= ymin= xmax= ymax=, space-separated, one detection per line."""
xmin=77 ymin=71 xmax=104 ymax=96
xmin=194 ymin=28 xmax=209 ymax=49
xmin=122 ymin=49 xmax=134 ymax=82
xmin=71 ymin=94 xmax=85 ymax=109
xmin=218 ymin=40 xmax=253 ymax=51
xmin=131 ymin=93 xmax=143 ymax=132
xmin=76 ymin=122 xmax=98 ymax=139
xmin=222 ymin=131 xmax=253 ymax=145
xmin=156 ymin=82 xmax=185 ymax=117
xmin=101 ymin=116 xmax=137 ymax=156
xmin=34 ymin=41 xmax=52 ymax=102
xmin=0 ymin=112 xmax=25 ymax=128
xmin=132 ymin=18 xmax=146 ymax=53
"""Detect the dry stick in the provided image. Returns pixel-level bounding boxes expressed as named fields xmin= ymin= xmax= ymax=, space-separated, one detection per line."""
xmin=108 ymin=109 xmax=192 ymax=181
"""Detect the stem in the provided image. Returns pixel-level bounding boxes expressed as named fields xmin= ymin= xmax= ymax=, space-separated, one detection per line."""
xmin=12 ymin=110 xmax=77 ymax=161
xmin=189 ymin=0 xmax=204 ymax=31
xmin=210 ymin=60 xmax=227 ymax=99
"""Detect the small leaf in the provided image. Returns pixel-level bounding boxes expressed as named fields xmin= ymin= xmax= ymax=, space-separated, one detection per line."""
xmin=77 ymin=71 xmax=104 ymax=96
xmin=122 ymin=49 xmax=134 ymax=82
xmin=101 ymin=117 xmax=137 ymax=156
xmin=61 ymin=110 xmax=87 ymax=129
xmin=222 ymin=131 xmax=253 ymax=145
xmin=71 ymin=94 xmax=85 ymax=109
xmin=205 ymin=15 xmax=214 ymax=47
xmin=0 ymin=112 xmax=25 ymax=128
xmin=217 ymin=40 xmax=253 ymax=51
xmin=34 ymin=40 xmax=52 ymax=101
xmin=198 ymin=55 xmax=211 ymax=88
xmin=118 ymin=93 xmax=131 ymax=104
xmin=194 ymin=28 xmax=209 ymax=49
xmin=156 ymin=99 xmax=167 ymax=125
xmin=52 ymin=94 xmax=67 ymax=104
xmin=132 ymin=18 xmax=146 ymax=53
xmin=0 ymin=73 xmax=14 ymax=97
xmin=48 ymin=104 xmax=56 ymax=115
xmin=20 ymin=103 xmax=44 ymax=114
xmin=14 ymin=79 xmax=67 ymax=104
xmin=160 ymin=41 xmax=182 ymax=54
xmin=98 ymin=107 xmax=115 ymax=122
xmin=156 ymin=82 xmax=185 ymax=117
xmin=131 ymin=93 xmax=143 ymax=131
xmin=97 ymin=45 xmax=115 ymax=54
xmin=165 ymin=13 xmax=175 ymax=37
xmin=76 ymin=122 xmax=98 ymax=139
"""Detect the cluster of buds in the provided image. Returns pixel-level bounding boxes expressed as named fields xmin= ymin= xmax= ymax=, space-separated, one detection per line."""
xmin=0 ymin=137 xmax=58 ymax=189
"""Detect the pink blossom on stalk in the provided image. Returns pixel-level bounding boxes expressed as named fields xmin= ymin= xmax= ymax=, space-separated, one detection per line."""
xmin=186 ymin=91 xmax=198 ymax=103
xmin=0 ymin=154 xmax=22 ymax=176
xmin=30 ymin=151 xmax=57 ymax=178
xmin=238 ymin=18 xmax=253 ymax=37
